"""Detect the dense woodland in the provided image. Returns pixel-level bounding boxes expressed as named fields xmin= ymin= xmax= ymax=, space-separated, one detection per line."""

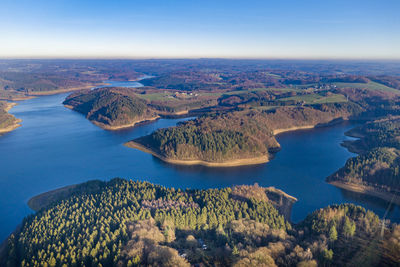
xmin=134 ymin=111 xmax=277 ymax=162
xmin=328 ymin=118 xmax=400 ymax=193
xmin=1 ymin=178 xmax=399 ymax=266
xmin=344 ymin=118 xmax=400 ymax=152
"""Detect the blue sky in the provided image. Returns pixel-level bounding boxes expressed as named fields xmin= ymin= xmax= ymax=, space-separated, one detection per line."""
xmin=0 ymin=0 xmax=399 ymax=59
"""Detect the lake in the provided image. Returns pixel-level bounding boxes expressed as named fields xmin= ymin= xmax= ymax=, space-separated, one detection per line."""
xmin=0 ymin=82 xmax=399 ymax=241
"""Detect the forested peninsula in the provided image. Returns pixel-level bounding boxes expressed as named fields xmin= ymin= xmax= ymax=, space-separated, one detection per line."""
xmin=327 ymin=117 xmax=400 ymax=204
xmin=2 ymin=178 xmax=399 ymax=266
xmin=63 ymin=88 xmax=159 ymax=130
xmin=126 ymin=103 xmax=362 ymax=167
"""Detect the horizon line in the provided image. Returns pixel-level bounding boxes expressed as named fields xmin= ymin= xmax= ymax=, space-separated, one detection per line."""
xmin=1 ymin=56 xmax=400 ymax=62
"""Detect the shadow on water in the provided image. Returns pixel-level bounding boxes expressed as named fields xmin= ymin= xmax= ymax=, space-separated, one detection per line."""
xmin=339 ymin=188 xmax=397 ymax=215
xmin=151 ymin=156 xmax=267 ymax=175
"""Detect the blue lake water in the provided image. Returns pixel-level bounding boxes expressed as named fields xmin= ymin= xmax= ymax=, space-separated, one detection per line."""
xmin=0 ymin=83 xmax=399 ymax=241
xmin=93 ymin=79 xmax=146 ymax=89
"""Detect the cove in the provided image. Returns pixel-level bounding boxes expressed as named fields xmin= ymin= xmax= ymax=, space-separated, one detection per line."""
xmin=0 ymin=85 xmax=399 ymax=241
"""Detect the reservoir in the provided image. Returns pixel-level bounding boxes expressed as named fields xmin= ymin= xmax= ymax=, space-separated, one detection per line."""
xmin=0 ymin=82 xmax=399 ymax=241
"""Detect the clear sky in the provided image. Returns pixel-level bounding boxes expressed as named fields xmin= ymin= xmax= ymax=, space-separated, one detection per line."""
xmin=1 ymin=0 xmax=399 ymax=59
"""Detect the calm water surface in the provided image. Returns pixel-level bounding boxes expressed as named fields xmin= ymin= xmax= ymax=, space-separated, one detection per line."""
xmin=1 ymin=83 xmax=399 ymax=241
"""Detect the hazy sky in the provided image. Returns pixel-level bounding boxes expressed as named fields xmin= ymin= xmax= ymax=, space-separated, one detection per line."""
xmin=1 ymin=0 xmax=399 ymax=59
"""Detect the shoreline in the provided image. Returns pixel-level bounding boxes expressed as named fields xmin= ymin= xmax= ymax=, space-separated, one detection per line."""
xmin=340 ymin=140 xmax=365 ymax=154
xmin=273 ymin=125 xmax=315 ymax=135
xmin=64 ymin=104 xmax=160 ymax=130
xmin=27 ymin=184 xmax=79 ymax=212
xmin=265 ymin=187 xmax=298 ymax=221
xmin=0 ymin=119 xmax=22 ymax=134
xmin=27 ymin=84 xmax=103 ymax=96
xmin=328 ymin=181 xmax=400 ymax=206
xmin=0 ymin=83 xmax=104 ymax=102
xmin=158 ymin=110 xmax=189 ymax=117
xmin=125 ymin=141 xmax=270 ymax=167
xmin=4 ymin=102 xmax=17 ymax=112
xmin=94 ymin=116 xmax=161 ymax=130
xmin=0 ymin=95 xmax=35 ymax=101
xmin=273 ymin=118 xmax=349 ymax=136
xmin=0 ymin=102 xmax=22 ymax=134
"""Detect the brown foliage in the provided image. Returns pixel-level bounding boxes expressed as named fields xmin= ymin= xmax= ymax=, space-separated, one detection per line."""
xmin=232 ymin=183 xmax=269 ymax=203
xmin=234 ymin=247 xmax=277 ymax=267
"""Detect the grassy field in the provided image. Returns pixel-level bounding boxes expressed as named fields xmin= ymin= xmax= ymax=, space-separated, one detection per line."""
xmin=135 ymin=92 xmax=177 ymax=101
xmin=135 ymin=87 xmax=300 ymax=101
xmin=135 ymin=87 xmax=339 ymax=107
xmin=264 ymin=72 xmax=282 ymax=78
xmin=291 ymin=81 xmax=400 ymax=94
xmin=199 ymin=87 xmax=302 ymax=97
xmin=279 ymin=93 xmax=348 ymax=104
xmin=333 ymin=81 xmax=400 ymax=94
xmin=253 ymin=105 xmax=290 ymax=111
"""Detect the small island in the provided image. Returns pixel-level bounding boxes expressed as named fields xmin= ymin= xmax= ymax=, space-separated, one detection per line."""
xmin=0 ymin=101 xmax=21 ymax=134
xmin=126 ymin=103 xmax=361 ymax=167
